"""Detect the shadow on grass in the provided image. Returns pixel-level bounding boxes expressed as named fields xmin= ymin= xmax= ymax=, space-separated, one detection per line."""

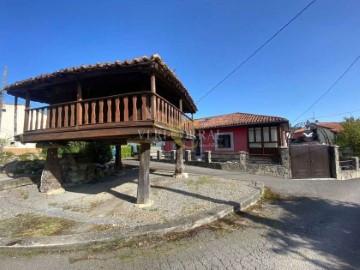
xmin=239 ymin=197 xmax=360 ymax=270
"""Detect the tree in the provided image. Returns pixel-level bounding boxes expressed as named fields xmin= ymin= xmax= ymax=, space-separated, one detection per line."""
xmin=336 ymin=117 xmax=360 ymax=157
xmin=84 ymin=141 xmax=113 ymax=164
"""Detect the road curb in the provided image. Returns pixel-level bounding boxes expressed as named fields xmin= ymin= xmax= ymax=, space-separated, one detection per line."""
xmin=0 ymin=181 xmax=264 ymax=251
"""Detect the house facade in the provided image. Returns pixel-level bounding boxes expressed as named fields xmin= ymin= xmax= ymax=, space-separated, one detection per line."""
xmin=292 ymin=122 xmax=343 ymax=145
xmin=164 ymin=112 xmax=289 ymax=159
xmin=0 ymin=103 xmax=46 ymax=154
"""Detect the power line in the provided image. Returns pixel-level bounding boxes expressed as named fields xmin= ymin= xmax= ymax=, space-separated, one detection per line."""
xmin=292 ymin=54 xmax=360 ymax=123
xmin=297 ymin=109 xmax=360 ymax=122
xmin=196 ymin=0 xmax=317 ymax=104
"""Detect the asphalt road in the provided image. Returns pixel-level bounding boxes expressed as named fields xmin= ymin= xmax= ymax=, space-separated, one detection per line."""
xmin=1 ymin=161 xmax=359 ymax=270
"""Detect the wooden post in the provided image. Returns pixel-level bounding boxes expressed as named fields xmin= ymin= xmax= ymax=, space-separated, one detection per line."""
xmin=14 ymin=96 xmax=18 ymax=135
xmin=23 ymin=92 xmax=30 ymax=132
xmin=174 ymin=142 xmax=187 ymax=178
xmin=137 ymin=142 xmax=151 ymax=205
xmin=115 ymin=144 xmax=122 ymax=174
xmin=150 ymin=74 xmax=156 ymax=119
xmin=76 ymin=81 xmax=82 ymax=126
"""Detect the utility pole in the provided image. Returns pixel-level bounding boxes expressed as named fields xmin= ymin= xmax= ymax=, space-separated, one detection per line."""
xmin=0 ymin=66 xmax=8 ymax=133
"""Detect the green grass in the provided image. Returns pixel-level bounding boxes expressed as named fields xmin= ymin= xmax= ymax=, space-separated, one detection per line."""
xmin=186 ymin=176 xmax=212 ymax=190
xmin=0 ymin=214 xmax=76 ymax=238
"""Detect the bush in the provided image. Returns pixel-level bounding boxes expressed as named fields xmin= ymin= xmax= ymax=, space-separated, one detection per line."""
xmin=59 ymin=142 xmax=86 ymax=156
xmin=121 ymin=145 xmax=132 ymax=158
xmin=84 ymin=142 xmax=113 ymax=164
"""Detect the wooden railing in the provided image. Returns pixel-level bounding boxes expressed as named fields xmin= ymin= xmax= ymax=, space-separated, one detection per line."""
xmin=25 ymin=92 xmax=194 ymax=134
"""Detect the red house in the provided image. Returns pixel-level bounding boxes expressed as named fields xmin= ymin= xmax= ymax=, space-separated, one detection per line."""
xmin=164 ymin=112 xmax=289 ymax=159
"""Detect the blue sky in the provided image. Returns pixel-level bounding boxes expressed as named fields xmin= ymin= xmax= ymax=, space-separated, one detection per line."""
xmin=1 ymin=0 xmax=359 ymax=125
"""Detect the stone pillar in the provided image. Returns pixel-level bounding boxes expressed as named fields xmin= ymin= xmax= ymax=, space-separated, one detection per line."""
xmin=115 ymin=144 xmax=122 ymax=174
xmin=170 ymin=150 xmax=176 ymax=162
xmin=185 ymin=150 xmax=192 ymax=162
xmin=204 ymin=151 xmax=211 ymax=163
xmin=157 ymin=150 xmax=162 ymax=161
xmin=239 ymin=151 xmax=248 ymax=171
xmin=279 ymin=147 xmax=291 ymax=179
xmin=174 ymin=143 xmax=188 ymax=178
xmin=330 ymin=145 xmax=341 ymax=179
xmin=40 ymin=147 xmax=64 ymax=194
xmin=137 ymin=143 xmax=151 ymax=205
xmin=351 ymin=157 xmax=359 ymax=171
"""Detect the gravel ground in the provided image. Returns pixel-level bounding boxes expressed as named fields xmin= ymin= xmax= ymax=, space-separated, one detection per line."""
xmin=0 ymin=167 xmax=257 ymax=235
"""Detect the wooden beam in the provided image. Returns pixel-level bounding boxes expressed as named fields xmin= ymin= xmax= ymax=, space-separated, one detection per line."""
xmin=150 ymin=74 xmax=156 ymax=93
xmin=23 ymin=92 xmax=30 ymax=132
xmin=150 ymin=74 xmax=156 ymax=119
xmin=137 ymin=142 xmax=151 ymax=205
xmin=179 ymin=98 xmax=183 ymax=112
xmin=14 ymin=96 xmax=18 ymax=135
xmin=115 ymin=144 xmax=122 ymax=174
xmin=175 ymin=143 xmax=184 ymax=176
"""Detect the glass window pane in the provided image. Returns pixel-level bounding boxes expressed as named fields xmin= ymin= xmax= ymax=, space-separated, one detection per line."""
xmin=255 ymin=127 xmax=262 ymax=142
xmin=264 ymin=142 xmax=278 ymax=148
xmin=217 ymin=134 xmax=231 ymax=148
xmin=249 ymin=143 xmax=262 ymax=148
xmin=248 ymin=128 xmax=254 ymax=142
xmin=263 ymin=127 xmax=270 ymax=142
xmin=271 ymin=127 xmax=278 ymax=142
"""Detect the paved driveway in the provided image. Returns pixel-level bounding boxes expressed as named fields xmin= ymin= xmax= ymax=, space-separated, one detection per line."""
xmin=1 ymin=160 xmax=359 ymax=270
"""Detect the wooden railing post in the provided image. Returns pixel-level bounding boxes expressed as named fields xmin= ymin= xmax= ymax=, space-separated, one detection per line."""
xmin=46 ymin=108 xmax=50 ymax=129
xmin=76 ymin=81 xmax=83 ymax=126
xmin=141 ymin=95 xmax=147 ymax=120
xmin=70 ymin=104 xmax=75 ymax=126
xmin=57 ymin=106 xmax=63 ymax=128
xmin=107 ymin=98 xmax=112 ymax=123
xmin=84 ymin=102 xmax=89 ymax=124
xmin=64 ymin=105 xmax=69 ymax=127
xmin=123 ymin=97 xmax=129 ymax=122
xmin=51 ymin=107 xmax=56 ymax=128
xmin=99 ymin=100 xmax=104 ymax=124
xmin=115 ymin=97 xmax=120 ymax=122
xmin=35 ymin=109 xmax=39 ymax=130
xmin=91 ymin=101 xmax=96 ymax=124
xmin=29 ymin=110 xmax=33 ymax=131
xmin=40 ymin=108 xmax=44 ymax=129
xmin=132 ymin=96 xmax=138 ymax=121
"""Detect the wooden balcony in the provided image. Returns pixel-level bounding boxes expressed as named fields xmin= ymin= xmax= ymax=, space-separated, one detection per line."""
xmin=20 ymin=91 xmax=194 ymax=143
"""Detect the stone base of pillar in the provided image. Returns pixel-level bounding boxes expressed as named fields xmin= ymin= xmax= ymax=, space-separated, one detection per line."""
xmin=173 ymin=172 xmax=189 ymax=179
xmin=135 ymin=200 xmax=154 ymax=208
xmin=40 ymin=148 xmax=63 ymax=194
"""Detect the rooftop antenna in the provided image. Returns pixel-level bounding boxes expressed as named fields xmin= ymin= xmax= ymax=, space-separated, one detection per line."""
xmin=0 ymin=66 xmax=8 ymax=133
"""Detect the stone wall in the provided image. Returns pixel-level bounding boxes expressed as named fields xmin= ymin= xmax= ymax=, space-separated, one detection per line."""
xmin=60 ymin=154 xmax=114 ymax=185
xmin=156 ymin=148 xmax=292 ymax=179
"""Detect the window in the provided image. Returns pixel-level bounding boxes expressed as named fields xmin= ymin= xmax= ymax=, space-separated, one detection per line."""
xmin=215 ymin=132 xmax=233 ymax=150
xmin=248 ymin=126 xmax=279 ymax=154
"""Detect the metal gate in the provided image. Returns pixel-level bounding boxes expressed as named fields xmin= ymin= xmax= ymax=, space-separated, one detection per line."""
xmin=290 ymin=144 xmax=331 ymax=179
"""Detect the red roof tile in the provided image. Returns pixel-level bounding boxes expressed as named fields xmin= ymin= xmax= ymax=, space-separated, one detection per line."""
xmin=5 ymin=54 xmax=197 ymax=113
xmin=294 ymin=122 xmax=343 ymax=134
xmin=194 ymin=112 xmax=288 ymax=129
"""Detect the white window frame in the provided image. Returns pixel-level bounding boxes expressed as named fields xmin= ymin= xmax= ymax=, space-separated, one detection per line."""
xmin=215 ymin=132 xmax=234 ymax=151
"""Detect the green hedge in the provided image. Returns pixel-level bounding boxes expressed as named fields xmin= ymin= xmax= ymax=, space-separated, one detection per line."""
xmin=121 ymin=145 xmax=132 ymax=158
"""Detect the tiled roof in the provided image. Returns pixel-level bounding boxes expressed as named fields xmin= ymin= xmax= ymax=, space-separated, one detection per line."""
xmin=194 ymin=112 xmax=288 ymax=129
xmin=5 ymin=54 xmax=197 ymax=112
xmin=294 ymin=122 xmax=343 ymax=134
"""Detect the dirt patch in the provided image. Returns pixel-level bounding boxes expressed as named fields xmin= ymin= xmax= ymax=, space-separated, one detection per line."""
xmin=0 ymin=214 xmax=77 ymax=237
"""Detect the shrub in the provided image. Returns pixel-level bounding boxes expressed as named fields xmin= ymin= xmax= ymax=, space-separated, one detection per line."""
xmin=121 ymin=145 xmax=132 ymax=158
xmin=84 ymin=142 xmax=113 ymax=164
xmin=59 ymin=142 xmax=86 ymax=156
